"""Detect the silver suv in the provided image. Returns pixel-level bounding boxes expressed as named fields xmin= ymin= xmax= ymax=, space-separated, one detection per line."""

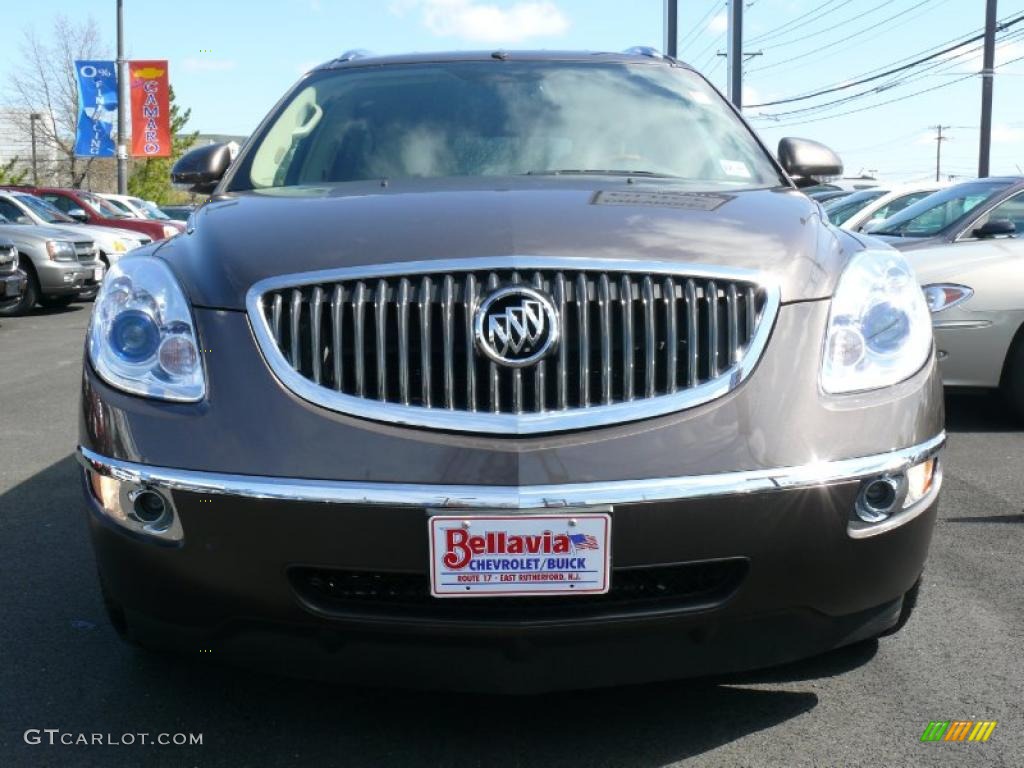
xmin=0 ymin=215 xmax=103 ymax=315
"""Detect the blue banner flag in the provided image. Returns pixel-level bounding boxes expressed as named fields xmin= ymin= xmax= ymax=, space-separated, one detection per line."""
xmin=74 ymin=60 xmax=118 ymax=158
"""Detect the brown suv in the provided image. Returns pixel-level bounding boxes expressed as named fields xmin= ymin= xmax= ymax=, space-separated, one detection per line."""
xmin=78 ymin=50 xmax=943 ymax=693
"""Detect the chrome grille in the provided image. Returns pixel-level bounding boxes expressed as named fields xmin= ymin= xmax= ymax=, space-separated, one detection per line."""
xmin=74 ymin=241 xmax=95 ymax=262
xmin=248 ymin=258 xmax=779 ymax=434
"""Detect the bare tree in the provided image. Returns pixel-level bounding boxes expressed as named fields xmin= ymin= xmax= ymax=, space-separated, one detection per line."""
xmin=7 ymin=15 xmax=109 ymax=188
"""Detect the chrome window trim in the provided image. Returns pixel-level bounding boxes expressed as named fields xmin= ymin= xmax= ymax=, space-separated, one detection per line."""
xmin=244 ymin=256 xmax=782 ymax=434
xmin=78 ymin=433 xmax=944 ymax=510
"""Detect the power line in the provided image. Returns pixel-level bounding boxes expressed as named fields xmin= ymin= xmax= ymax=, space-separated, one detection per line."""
xmin=679 ymin=0 xmax=724 ymax=51
xmin=746 ymin=0 xmax=848 ymax=44
xmin=755 ymin=0 xmax=893 ymax=52
xmin=748 ymin=0 xmax=943 ymax=74
xmin=747 ymin=13 xmax=1024 ymax=107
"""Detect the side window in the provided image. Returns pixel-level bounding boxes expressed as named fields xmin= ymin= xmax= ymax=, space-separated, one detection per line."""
xmin=43 ymin=194 xmax=74 ymax=213
xmin=873 ymin=191 xmax=931 ymax=222
xmin=973 ymin=192 xmax=1024 ymax=235
xmin=0 ymin=199 xmax=26 ymax=222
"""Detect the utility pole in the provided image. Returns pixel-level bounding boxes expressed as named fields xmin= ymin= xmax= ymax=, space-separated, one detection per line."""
xmin=979 ymin=0 xmax=997 ymax=178
xmin=932 ymin=125 xmax=950 ymax=182
xmin=116 ymin=0 xmax=127 ymax=194
xmin=664 ymin=0 xmax=678 ymax=58
xmin=727 ymin=0 xmax=744 ymax=107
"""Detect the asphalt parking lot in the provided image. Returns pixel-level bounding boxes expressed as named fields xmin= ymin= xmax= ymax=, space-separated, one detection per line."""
xmin=1 ymin=304 xmax=1021 ymax=768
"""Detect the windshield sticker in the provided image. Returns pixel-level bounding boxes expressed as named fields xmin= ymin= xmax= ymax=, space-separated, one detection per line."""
xmin=591 ymin=190 xmax=735 ymax=211
xmin=719 ymin=160 xmax=752 ymax=178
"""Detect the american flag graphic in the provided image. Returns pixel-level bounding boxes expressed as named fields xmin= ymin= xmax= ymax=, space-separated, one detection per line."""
xmin=569 ymin=533 xmax=599 ymax=550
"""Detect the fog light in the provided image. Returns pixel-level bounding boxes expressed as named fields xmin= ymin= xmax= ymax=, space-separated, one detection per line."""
xmin=132 ymin=490 xmax=169 ymax=525
xmin=856 ymin=476 xmax=903 ymax=523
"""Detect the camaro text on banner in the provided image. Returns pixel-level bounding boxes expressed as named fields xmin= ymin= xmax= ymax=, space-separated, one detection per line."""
xmin=73 ymin=60 xmax=118 ymax=158
xmin=130 ymin=60 xmax=170 ymax=157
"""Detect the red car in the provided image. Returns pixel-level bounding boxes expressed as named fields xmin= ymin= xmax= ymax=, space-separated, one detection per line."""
xmin=2 ymin=187 xmax=184 ymax=242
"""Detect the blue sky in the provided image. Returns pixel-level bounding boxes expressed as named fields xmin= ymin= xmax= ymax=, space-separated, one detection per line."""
xmin=2 ymin=0 xmax=1022 ymax=182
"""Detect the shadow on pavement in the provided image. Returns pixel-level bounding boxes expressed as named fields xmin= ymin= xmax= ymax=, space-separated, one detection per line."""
xmin=944 ymin=390 xmax=1018 ymax=433
xmin=0 ymin=455 xmax=866 ymax=767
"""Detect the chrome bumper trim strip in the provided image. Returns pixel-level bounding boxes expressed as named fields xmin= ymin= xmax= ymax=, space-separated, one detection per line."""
xmin=78 ymin=433 xmax=945 ymax=510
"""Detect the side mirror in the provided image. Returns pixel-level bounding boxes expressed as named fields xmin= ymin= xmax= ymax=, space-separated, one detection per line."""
xmin=172 ymin=142 xmax=233 ymax=194
xmin=67 ymin=208 xmax=89 ymax=223
xmin=777 ymin=137 xmax=843 ymax=182
xmin=972 ymin=218 xmax=1015 ymax=238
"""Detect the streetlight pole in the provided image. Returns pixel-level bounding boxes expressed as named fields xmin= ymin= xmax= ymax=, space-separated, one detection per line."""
xmin=116 ymin=0 xmax=127 ymax=194
xmin=29 ymin=113 xmax=41 ymax=185
xmin=664 ymin=0 xmax=678 ymax=58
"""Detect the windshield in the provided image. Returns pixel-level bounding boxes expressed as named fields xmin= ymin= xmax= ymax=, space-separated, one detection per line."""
xmin=823 ymin=189 xmax=886 ymax=226
xmin=870 ymin=180 xmax=1012 ymax=237
xmin=139 ymin=200 xmax=170 ymax=220
xmin=17 ymin=194 xmax=75 ymax=224
xmin=232 ymin=61 xmax=783 ymax=190
xmin=82 ymin=192 xmax=130 ymax=218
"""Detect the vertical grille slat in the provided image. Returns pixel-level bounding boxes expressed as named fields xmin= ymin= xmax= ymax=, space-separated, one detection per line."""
xmin=464 ymin=274 xmax=477 ymax=411
xmin=353 ymin=282 xmax=367 ymax=397
xmin=290 ymin=289 xmax=302 ymax=370
xmin=331 ymin=285 xmax=344 ymax=391
xmin=397 ymin=279 xmax=411 ymax=405
xmin=442 ymin=275 xmax=455 ymax=409
xmin=532 ymin=272 xmax=547 ymax=413
xmin=685 ymin=279 xmax=698 ymax=388
xmin=727 ymin=283 xmax=739 ymax=367
xmin=576 ymin=273 xmax=590 ymax=407
xmin=642 ymin=276 xmax=656 ymax=398
xmin=375 ymin=280 xmax=388 ymax=400
xmin=664 ymin=277 xmax=677 ymax=394
xmin=707 ymin=280 xmax=719 ymax=379
xmin=419 ymin=276 xmax=432 ymax=408
xmin=310 ymin=286 xmax=324 ymax=385
xmin=620 ymin=275 xmax=634 ymax=402
xmin=554 ymin=273 xmax=568 ymax=410
xmin=258 ymin=265 xmax=769 ymax=430
xmin=598 ymin=274 xmax=612 ymax=405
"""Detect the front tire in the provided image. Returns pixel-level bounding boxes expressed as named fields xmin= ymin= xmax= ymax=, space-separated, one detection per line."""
xmin=1001 ymin=332 xmax=1024 ymax=422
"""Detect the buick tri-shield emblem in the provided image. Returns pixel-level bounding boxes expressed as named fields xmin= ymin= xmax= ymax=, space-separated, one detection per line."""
xmin=474 ymin=286 xmax=560 ymax=367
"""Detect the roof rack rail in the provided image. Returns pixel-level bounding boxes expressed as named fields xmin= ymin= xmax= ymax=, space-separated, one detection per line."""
xmin=335 ymin=49 xmax=373 ymax=63
xmin=623 ymin=46 xmax=666 ymax=59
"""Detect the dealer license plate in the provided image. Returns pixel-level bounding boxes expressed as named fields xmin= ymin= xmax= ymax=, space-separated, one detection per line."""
xmin=4 ymin=280 xmax=19 ymax=298
xmin=429 ymin=513 xmax=611 ymax=597
xmin=93 ymin=267 xmax=105 ymax=282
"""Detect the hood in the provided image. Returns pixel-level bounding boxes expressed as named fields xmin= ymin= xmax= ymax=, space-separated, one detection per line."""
xmin=0 ymin=222 xmax=92 ymax=242
xmin=156 ymin=179 xmax=857 ymax=310
xmin=81 ymin=224 xmax=146 ymax=243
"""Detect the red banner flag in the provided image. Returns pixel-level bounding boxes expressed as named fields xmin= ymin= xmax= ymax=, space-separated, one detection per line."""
xmin=129 ymin=60 xmax=171 ymax=157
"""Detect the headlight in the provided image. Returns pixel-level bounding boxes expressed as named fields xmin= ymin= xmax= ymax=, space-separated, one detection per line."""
xmin=821 ymin=249 xmax=932 ymax=394
xmin=923 ymin=283 xmax=973 ymax=314
xmin=46 ymin=240 xmax=76 ymax=261
xmin=88 ymin=256 xmax=204 ymax=401
xmin=162 ymin=224 xmax=179 ymax=239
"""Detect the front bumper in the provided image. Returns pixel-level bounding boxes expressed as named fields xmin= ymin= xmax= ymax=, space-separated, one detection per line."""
xmin=0 ymin=270 xmax=27 ymax=306
xmin=36 ymin=260 xmax=92 ymax=296
xmin=79 ymin=435 xmax=943 ymax=692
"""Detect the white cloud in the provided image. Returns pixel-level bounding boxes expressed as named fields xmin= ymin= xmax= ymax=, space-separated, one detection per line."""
xmin=396 ymin=0 xmax=570 ymax=43
xmin=992 ymin=123 xmax=1024 ymax=144
xmin=709 ymin=13 xmax=728 ymax=33
xmin=182 ymin=58 xmax=237 ymax=73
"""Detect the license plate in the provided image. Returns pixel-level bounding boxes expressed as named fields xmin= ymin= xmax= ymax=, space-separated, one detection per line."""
xmin=4 ymin=279 xmax=18 ymax=298
xmin=429 ymin=513 xmax=611 ymax=597
xmin=93 ymin=267 xmax=104 ymax=282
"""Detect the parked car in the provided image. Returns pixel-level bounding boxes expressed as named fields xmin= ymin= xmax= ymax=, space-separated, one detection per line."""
xmin=822 ymin=187 xmax=889 ymax=226
xmin=841 ymin=182 xmax=949 ymax=233
xmin=807 ymin=189 xmax=853 ymax=204
xmin=0 ymin=215 xmax=102 ymax=314
xmin=0 ymin=237 xmax=27 ymax=312
xmin=900 ymin=189 xmax=1024 ymax=417
xmin=97 ymin=193 xmax=176 ymax=222
xmin=0 ymin=191 xmax=149 ymax=268
xmin=159 ymin=204 xmax=196 ymax=222
xmin=79 ymin=49 xmax=943 ymax=693
xmin=1 ymin=186 xmax=183 ymax=242
xmin=866 ymin=177 xmax=1023 ymax=246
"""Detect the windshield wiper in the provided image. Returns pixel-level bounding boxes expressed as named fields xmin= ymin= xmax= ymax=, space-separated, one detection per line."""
xmin=523 ymin=169 xmax=681 ymax=178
